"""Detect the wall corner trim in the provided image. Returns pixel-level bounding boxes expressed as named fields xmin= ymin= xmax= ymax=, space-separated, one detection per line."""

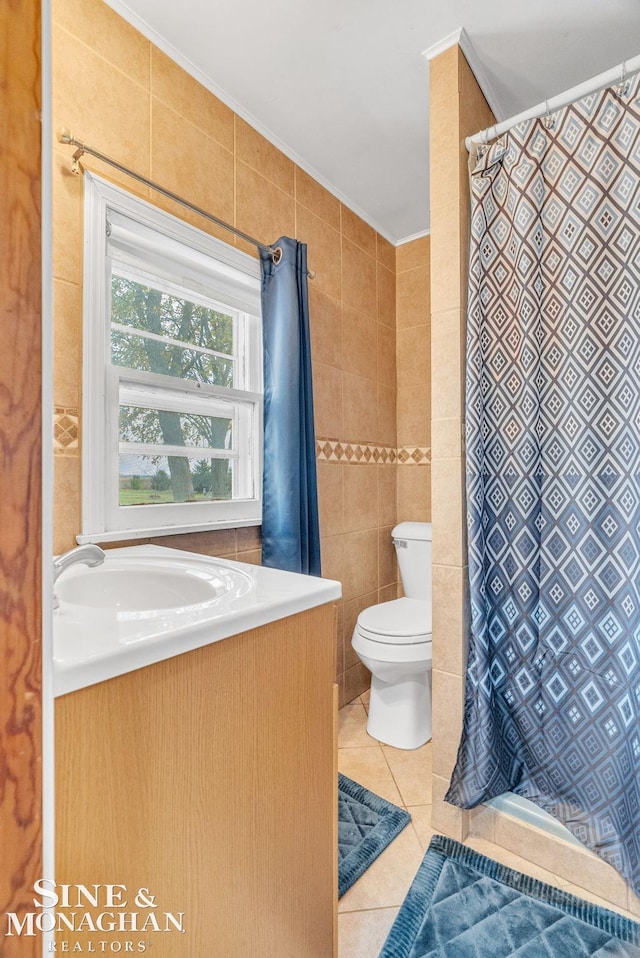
xmin=421 ymin=26 xmax=505 ymax=122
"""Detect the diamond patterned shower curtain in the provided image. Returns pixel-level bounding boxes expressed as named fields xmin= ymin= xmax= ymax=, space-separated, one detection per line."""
xmin=446 ymin=74 xmax=640 ymax=895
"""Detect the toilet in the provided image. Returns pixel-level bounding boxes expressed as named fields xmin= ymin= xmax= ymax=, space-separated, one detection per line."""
xmin=351 ymin=522 xmax=432 ymax=750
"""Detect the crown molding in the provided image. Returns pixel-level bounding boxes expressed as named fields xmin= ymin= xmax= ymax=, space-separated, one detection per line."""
xmin=422 ymin=26 xmax=505 ymax=122
xmin=422 ymin=27 xmax=465 ymax=63
xmin=395 ymin=228 xmax=430 ymax=246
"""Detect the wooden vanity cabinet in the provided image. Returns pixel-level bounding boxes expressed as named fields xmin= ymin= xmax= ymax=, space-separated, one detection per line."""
xmin=55 ymin=603 xmax=337 ymax=957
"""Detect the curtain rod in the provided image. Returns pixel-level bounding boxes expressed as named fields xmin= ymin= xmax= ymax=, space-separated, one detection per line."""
xmin=465 ymin=53 xmax=640 ymax=151
xmin=57 ymin=127 xmax=315 ymax=277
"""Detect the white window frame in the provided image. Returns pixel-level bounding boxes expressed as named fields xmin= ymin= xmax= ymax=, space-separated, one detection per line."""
xmin=78 ymin=173 xmax=262 ymax=544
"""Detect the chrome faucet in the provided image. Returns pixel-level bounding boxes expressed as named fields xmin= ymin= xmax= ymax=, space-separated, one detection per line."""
xmin=53 ymin=543 xmax=106 ymax=583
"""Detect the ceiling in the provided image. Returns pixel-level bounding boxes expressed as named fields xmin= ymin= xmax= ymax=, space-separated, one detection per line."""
xmin=105 ymin=0 xmax=640 ymax=244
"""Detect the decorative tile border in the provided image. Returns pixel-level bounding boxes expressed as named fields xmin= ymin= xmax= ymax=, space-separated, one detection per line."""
xmin=54 ymin=407 xmax=79 ymax=453
xmin=316 ymin=438 xmax=431 ymax=465
xmin=397 ymin=445 xmax=431 ymax=465
xmin=316 ymin=439 xmax=396 ymax=464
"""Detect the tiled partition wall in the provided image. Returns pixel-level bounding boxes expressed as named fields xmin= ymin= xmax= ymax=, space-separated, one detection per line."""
xmin=428 ymin=43 xmax=494 ymax=841
xmin=428 ymin=44 xmax=640 ymax=919
xmin=51 ymin=0 xmax=398 ymax=701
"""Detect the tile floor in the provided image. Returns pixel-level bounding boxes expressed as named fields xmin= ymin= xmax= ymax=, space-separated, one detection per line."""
xmin=337 ymin=692 xmax=636 ymax=958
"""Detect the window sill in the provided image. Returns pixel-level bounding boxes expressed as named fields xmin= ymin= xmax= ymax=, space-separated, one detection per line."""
xmin=76 ymin=517 xmax=261 ymax=545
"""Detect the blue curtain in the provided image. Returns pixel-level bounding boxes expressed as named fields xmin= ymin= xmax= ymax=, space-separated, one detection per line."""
xmin=447 ymin=75 xmax=640 ymax=895
xmin=260 ymin=236 xmax=321 ymax=576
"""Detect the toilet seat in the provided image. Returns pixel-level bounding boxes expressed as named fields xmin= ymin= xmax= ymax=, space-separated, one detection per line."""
xmin=353 ymin=627 xmax=431 ymax=665
xmin=357 ymin=598 xmax=431 ymax=645
xmin=353 ymin=598 xmax=432 ymax=666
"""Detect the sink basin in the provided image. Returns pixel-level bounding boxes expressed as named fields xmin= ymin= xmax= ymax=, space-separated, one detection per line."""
xmin=55 ymin=554 xmax=252 ymax=613
xmin=57 ymin=566 xmax=223 ymax=610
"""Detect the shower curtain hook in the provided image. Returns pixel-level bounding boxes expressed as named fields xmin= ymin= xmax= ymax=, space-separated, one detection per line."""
xmin=617 ymin=60 xmax=629 ymax=97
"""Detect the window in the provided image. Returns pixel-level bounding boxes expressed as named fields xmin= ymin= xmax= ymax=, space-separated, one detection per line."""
xmin=79 ymin=174 xmax=262 ymax=543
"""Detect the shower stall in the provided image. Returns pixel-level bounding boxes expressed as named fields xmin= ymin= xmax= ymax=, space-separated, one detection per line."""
xmin=440 ymin=55 xmax=640 ymax=900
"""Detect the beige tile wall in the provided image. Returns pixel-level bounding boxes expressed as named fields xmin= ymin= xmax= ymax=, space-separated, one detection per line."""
xmin=428 ymin=43 xmax=640 ymax=917
xmin=314 ymin=201 xmax=399 ymax=702
xmin=51 ymin=0 xmax=397 ymax=701
xmin=396 ymin=236 xmax=431 ymax=524
xmin=428 ymin=45 xmax=494 ymax=840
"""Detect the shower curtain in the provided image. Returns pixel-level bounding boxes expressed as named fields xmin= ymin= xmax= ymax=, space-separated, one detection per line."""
xmin=446 ymin=73 xmax=640 ymax=895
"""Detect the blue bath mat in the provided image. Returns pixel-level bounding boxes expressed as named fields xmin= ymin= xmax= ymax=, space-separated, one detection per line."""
xmin=379 ymin=834 xmax=640 ymax=957
xmin=338 ymin=773 xmax=411 ymax=898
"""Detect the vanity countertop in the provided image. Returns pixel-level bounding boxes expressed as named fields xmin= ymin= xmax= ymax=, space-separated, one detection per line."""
xmin=53 ymin=544 xmax=341 ymax=696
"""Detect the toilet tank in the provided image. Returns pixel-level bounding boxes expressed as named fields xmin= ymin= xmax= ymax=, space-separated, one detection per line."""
xmin=392 ymin=522 xmax=432 ymax=602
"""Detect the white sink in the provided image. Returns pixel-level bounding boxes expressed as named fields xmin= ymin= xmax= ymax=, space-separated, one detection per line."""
xmin=54 ymin=553 xmax=253 ymax=614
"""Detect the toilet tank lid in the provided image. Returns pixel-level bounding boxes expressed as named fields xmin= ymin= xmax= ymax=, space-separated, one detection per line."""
xmin=392 ymin=522 xmax=432 ymax=542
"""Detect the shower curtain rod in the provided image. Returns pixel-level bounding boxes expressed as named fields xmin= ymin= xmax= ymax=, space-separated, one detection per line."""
xmin=57 ymin=127 xmax=315 ymax=276
xmin=465 ymin=52 xmax=640 ymax=151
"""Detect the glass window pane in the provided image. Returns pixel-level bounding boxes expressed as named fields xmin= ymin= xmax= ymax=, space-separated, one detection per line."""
xmin=119 ymin=405 xmax=233 ymax=450
xmin=119 ymin=455 xmax=237 ymax=505
xmin=111 ymin=273 xmax=236 ymax=386
xmin=111 ymin=329 xmax=234 ymax=387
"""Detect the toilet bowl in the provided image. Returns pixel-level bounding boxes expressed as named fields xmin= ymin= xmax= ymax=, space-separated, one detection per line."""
xmin=351 ymin=522 xmax=432 ymax=750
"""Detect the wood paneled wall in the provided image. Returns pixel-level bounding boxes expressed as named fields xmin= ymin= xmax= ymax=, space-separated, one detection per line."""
xmin=0 ymin=2 xmax=43 ymax=953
